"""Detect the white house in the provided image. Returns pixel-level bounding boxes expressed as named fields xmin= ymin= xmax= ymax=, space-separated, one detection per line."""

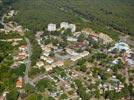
xmin=112 ymin=42 xmax=130 ymax=53
xmin=60 ymin=22 xmax=76 ymax=32
xmin=68 ymin=24 xmax=76 ymax=32
xmin=60 ymin=22 xmax=69 ymax=29
xmin=70 ymin=51 xmax=89 ymax=61
xmin=66 ymin=48 xmax=79 ymax=56
xmin=67 ymin=37 xmax=78 ymax=42
xmin=48 ymin=23 xmax=56 ymax=32
xmin=46 ymin=58 xmax=54 ymax=64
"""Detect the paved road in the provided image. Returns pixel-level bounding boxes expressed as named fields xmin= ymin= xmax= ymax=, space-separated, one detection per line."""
xmin=24 ymin=37 xmax=32 ymax=84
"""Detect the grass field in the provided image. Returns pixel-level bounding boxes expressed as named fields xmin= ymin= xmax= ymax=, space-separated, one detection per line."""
xmin=12 ymin=0 xmax=134 ymax=38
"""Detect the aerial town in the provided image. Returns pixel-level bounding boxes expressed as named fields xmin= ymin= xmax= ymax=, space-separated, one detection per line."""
xmin=0 ymin=9 xmax=134 ymax=100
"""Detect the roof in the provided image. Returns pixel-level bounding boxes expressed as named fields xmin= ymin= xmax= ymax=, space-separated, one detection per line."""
xmin=112 ymin=59 xmax=119 ymax=65
xmin=16 ymin=77 xmax=23 ymax=88
xmin=36 ymin=61 xmax=44 ymax=67
xmin=114 ymin=42 xmax=130 ymax=53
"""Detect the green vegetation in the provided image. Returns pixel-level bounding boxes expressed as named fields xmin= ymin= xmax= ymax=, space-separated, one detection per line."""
xmin=36 ymin=78 xmax=56 ymax=92
xmin=12 ymin=64 xmax=26 ymax=76
xmin=29 ymin=67 xmax=45 ymax=78
xmin=0 ymin=0 xmax=15 ymax=18
xmin=26 ymin=93 xmax=42 ymax=100
xmin=52 ymin=67 xmax=66 ymax=78
xmin=25 ymin=84 xmax=35 ymax=95
xmin=0 ymin=41 xmax=13 ymax=63
xmin=12 ymin=0 xmax=134 ymax=40
xmin=6 ymin=89 xmax=19 ymax=100
xmin=0 ymin=31 xmax=21 ymax=39
xmin=25 ymin=31 xmax=42 ymax=66
xmin=59 ymin=93 xmax=68 ymax=100
xmin=75 ymin=79 xmax=91 ymax=100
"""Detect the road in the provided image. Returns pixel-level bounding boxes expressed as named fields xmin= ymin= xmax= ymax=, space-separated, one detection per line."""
xmin=1 ymin=13 xmax=33 ymax=84
xmin=24 ymin=37 xmax=32 ymax=84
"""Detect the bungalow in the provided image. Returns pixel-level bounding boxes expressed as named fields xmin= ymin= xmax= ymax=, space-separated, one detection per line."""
xmin=111 ymin=42 xmax=130 ymax=53
xmin=66 ymin=48 xmax=79 ymax=56
xmin=124 ymin=54 xmax=134 ymax=66
xmin=35 ymin=31 xmax=44 ymax=38
xmin=45 ymin=65 xmax=53 ymax=71
xmin=8 ymin=10 xmax=15 ymax=17
xmin=40 ymin=56 xmax=47 ymax=61
xmin=70 ymin=51 xmax=89 ymax=61
xmin=46 ymin=58 xmax=54 ymax=64
xmin=43 ymin=51 xmax=50 ymax=57
xmin=112 ymin=59 xmax=119 ymax=65
xmin=18 ymin=52 xmax=28 ymax=60
xmin=99 ymin=33 xmax=113 ymax=44
xmin=54 ymin=61 xmax=64 ymax=67
xmin=19 ymin=45 xmax=27 ymax=52
xmin=46 ymin=61 xmax=64 ymax=71
xmin=80 ymin=51 xmax=89 ymax=57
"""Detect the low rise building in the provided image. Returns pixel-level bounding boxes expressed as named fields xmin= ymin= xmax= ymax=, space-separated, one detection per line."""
xmin=99 ymin=33 xmax=113 ymax=44
xmin=110 ymin=42 xmax=130 ymax=53
xmin=18 ymin=52 xmax=28 ymax=60
xmin=70 ymin=51 xmax=89 ymax=61
xmin=66 ymin=48 xmax=79 ymax=56
xmin=16 ymin=77 xmax=23 ymax=88
xmin=36 ymin=61 xmax=44 ymax=68
xmin=19 ymin=45 xmax=27 ymax=52
xmin=46 ymin=58 xmax=54 ymax=64
xmin=0 ymin=92 xmax=9 ymax=100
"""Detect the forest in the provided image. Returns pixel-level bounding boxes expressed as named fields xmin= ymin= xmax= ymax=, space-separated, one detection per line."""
xmin=12 ymin=0 xmax=134 ymax=38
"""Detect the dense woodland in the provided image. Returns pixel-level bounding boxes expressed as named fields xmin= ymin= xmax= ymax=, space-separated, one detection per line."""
xmin=12 ymin=0 xmax=134 ymax=38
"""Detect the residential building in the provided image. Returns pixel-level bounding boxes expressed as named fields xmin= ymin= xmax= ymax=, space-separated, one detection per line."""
xmin=36 ymin=61 xmax=44 ymax=68
xmin=110 ymin=42 xmax=131 ymax=53
xmin=99 ymin=33 xmax=113 ymax=44
xmin=48 ymin=23 xmax=56 ymax=32
xmin=19 ymin=45 xmax=27 ymax=51
xmin=60 ymin=22 xmax=69 ymax=29
xmin=46 ymin=58 xmax=54 ymax=64
xmin=16 ymin=77 xmax=23 ymax=88
xmin=70 ymin=51 xmax=89 ymax=61
xmin=0 ymin=92 xmax=9 ymax=100
xmin=67 ymin=37 xmax=77 ymax=42
xmin=66 ymin=48 xmax=79 ymax=56
xmin=68 ymin=24 xmax=76 ymax=32
xmin=35 ymin=31 xmax=44 ymax=38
